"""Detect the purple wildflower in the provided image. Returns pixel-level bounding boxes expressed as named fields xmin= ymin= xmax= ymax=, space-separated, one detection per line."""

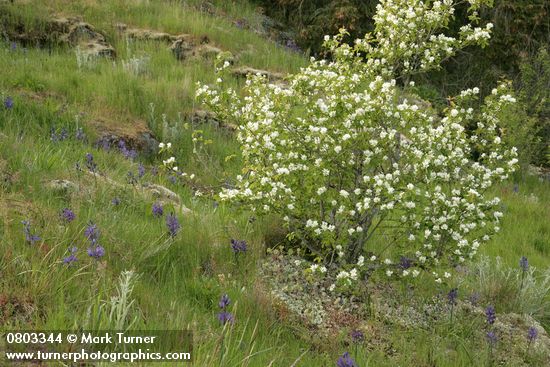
xmin=486 ymin=331 xmax=497 ymax=345
xmin=520 ymin=256 xmax=529 ymax=272
xmin=4 ymin=96 xmax=14 ymax=110
xmin=219 ymin=294 xmax=231 ymax=309
xmin=50 ymin=127 xmax=59 ymax=142
xmin=485 ymin=305 xmax=496 ymax=325
xmin=84 ymin=222 xmax=100 ymax=245
xmin=10 ymin=42 xmax=16 ymax=51
xmin=152 ymin=202 xmax=164 ymax=217
xmin=61 ymin=208 xmax=76 ymax=222
xmin=230 ymin=239 xmax=247 ymax=253
xmin=21 ymin=220 xmax=41 ymax=244
xmin=118 ymin=140 xmax=137 ymax=160
xmin=59 ymin=128 xmax=68 ymax=141
xmin=217 ymin=311 xmax=234 ymax=325
xmin=111 ymin=197 xmax=121 ymax=206
xmin=166 ymin=213 xmax=180 ymax=237
xmin=138 ymin=164 xmax=145 ymax=178
xmin=513 ymin=183 xmax=519 ymax=193
xmin=63 ymin=247 xmax=78 ymax=265
xmin=447 ymin=288 xmax=458 ymax=305
xmin=85 ymin=153 xmax=97 ymax=172
xmin=336 ymin=352 xmax=357 ymax=367
xmin=286 ymin=39 xmax=301 ymax=52
xmin=75 ymin=127 xmax=86 ymax=141
xmin=217 ymin=294 xmax=233 ymax=325
xmin=399 ymin=256 xmax=412 ymax=269
xmin=527 ymin=327 xmax=538 ymax=343
xmin=87 ymin=245 xmax=105 ymax=260
xmin=168 ymin=175 xmax=177 ymax=185
xmin=350 ymin=330 xmax=364 ymax=344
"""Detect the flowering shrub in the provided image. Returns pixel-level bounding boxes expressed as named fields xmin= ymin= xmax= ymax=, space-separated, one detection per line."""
xmin=197 ymin=0 xmax=518 ymax=282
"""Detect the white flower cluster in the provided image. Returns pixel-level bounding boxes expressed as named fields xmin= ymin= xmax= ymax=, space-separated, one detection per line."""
xmin=197 ymin=0 xmax=517 ymax=283
xmin=158 ymin=142 xmax=195 ymax=179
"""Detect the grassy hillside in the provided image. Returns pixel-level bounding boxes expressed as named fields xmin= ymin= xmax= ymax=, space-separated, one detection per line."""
xmin=1 ymin=1 xmax=549 ymax=366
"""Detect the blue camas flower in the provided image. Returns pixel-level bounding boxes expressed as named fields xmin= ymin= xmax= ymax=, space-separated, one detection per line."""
xmin=336 ymin=352 xmax=357 ymax=367
xmin=447 ymin=288 xmax=458 ymax=306
xmin=61 ymin=208 xmax=76 ymax=222
xmin=75 ymin=127 xmax=86 ymax=141
xmin=520 ymin=256 xmax=529 ymax=272
xmin=21 ymin=220 xmax=41 ymax=244
xmin=4 ymin=96 xmax=14 ymax=110
xmin=111 ymin=197 xmax=121 ymax=206
xmin=486 ymin=331 xmax=497 ymax=345
xmin=217 ymin=294 xmax=233 ymax=325
xmin=118 ymin=140 xmax=137 ymax=160
xmin=350 ymin=330 xmax=364 ymax=344
xmin=138 ymin=164 xmax=145 ymax=178
xmin=152 ymin=202 xmax=164 ymax=217
xmin=166 ymin=213 xmax=180 ymax=237
xmin=219 ymin=294 xmax=231 ymax=309
xmin=217 ymin=311 xmax=233 ymax=325
xmin=485 ymin=305 xmax=496 ymax=325
xmin=84 ymin=222 xmax=100 ymax=245
xmin=527 ymin=326 xmax=538 ymax=343
xmin=230 ymin=239 xmax=247 ymax=253
xmin=85 ymin=153 xmax=97 ymax=173
xmin=63 ymin=247 xmax=78 ymax=265
xmin=87 ymin=245 xmax=105 ymax=260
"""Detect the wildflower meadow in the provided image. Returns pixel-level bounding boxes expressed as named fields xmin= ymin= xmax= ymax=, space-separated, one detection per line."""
xmin=0 ymin=0 xmax=549 ymax=366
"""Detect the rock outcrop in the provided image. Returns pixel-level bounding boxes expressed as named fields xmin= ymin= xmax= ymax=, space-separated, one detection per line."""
xmin=232 ymin=66 xmax=285 ymax=82
xmin=89 ymin=118 xmax=159 ymax=156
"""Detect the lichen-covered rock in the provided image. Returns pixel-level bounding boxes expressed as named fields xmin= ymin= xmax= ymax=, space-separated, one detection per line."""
xmin=50 ymin=17 xmax=115 ymax=58
xmin=116 ymin=23 xmax=178 ymax=43
xmin=232 ymin=66 xmax=285 ymax=82
xmin=89 ymin=118 xmax=159 ymax=156
xmin=47 ymin=179 xmax=78 ymax=192
xmin=191 ymin=109 xmax=237 ymax=131
xmin=169 ymin=36 xmax=196 ymax=60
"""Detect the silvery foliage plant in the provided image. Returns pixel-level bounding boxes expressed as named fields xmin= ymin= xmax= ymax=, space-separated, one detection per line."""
xmin=197 ymin=0 xmax=518 ymax=286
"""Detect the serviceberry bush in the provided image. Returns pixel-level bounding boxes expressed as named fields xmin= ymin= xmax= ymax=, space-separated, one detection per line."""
xmin=197 ymin=0 xmax=518 ymax=283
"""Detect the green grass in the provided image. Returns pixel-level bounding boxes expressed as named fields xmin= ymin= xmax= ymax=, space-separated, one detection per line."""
xmin=1 ymin=0 xmax=550 ymax=366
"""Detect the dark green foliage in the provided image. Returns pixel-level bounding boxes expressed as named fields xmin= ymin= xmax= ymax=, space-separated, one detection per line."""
xmin=254 ymin=0 xmax=378 ymax=55
xmin=516 ymin=47 xmax=550 ymax=167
